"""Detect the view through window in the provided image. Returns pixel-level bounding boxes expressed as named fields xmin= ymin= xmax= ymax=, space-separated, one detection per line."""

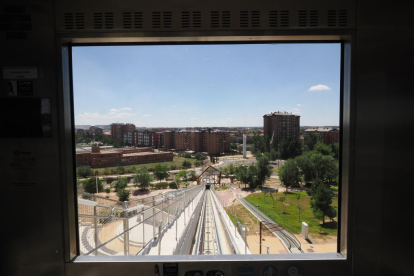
xmin=73 ymin=43 xmax=341 ymax=256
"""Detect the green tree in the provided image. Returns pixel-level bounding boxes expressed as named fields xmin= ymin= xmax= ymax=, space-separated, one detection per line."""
xmin=269 ymin=148 xmax=278 ymax=161
xmin=311 ymin=154 xmax=338 ymax=183
xmin=189 ymin=170 xmax=196 ymax=181
xmin=82 ymin=177 xmax=103 ymax=194
xmin=330 ymin=143 xmax=340 ymax=160
xmin=178 ymin=170 xmax=188 ymax=182
xmin=304 ymin=133 xmax=321 ymax=151
xmin=279 ymin=159 xmax=301 ymax=192
xmin=254 ymin=155 xmax=273 ymax=188
xmin=235 ymin=165 xmax=250 ymax=188
xmin=117 ymin=189 xmax=130 ymax=201
xmin=227 ymin=163 xmax=236 ymax=175
xmin=309 ymin=180 xmax=335 ymax=224
xmin=294 ymin=154 xmax=316 ymax=183
xmin=133 ymin=167 xmax=153 ymax=190
xmin=77 ymin=166 xmax=93 ymax=178
xmin=182 ymin=160 xmax=192 ymax=169
xmin=184 ymin=153 xmax=192 ymax=158
xmin=278 ymin=137 xmax=303 ymax=159
xmin=195 ymin=152 xmax=205 ymax=160
xmin=153 ymin=163 xmax=169 ymax=182
xmin=114 ymin=177 xmax=128 ymax=191
xmin=117 ymin=166 xmax=125 ymax=175
xmin=314 ymin=142 xmax=333 ymax=156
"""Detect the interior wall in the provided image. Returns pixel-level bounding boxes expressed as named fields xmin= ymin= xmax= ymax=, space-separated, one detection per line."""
xmin=0 ymin=0 xmax=412 ymax=275
xmin=353 ymin=2 xmax=412 ymax=276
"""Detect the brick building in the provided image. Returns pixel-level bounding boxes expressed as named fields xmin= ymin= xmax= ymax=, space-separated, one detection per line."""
xmin=75 ymin=146 xmax=172 ymax=168
xmin=163 ymin=130 xmax=230 ymax=155
xmin=263 ymin=111 xmax=300 ymax=147
xmin=111 ymin=123 xmax=136 ymax=145
xmin=304 ymin=127 xmax=339 ymax=145
xmin=135 ymin=130 xmax=158 ymax=147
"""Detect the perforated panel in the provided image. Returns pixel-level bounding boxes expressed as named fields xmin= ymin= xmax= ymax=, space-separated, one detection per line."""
xmin=0 ymin=4 xmax=31 ymax=40
xmin=54 ymin=0 xmax=356 ymax=33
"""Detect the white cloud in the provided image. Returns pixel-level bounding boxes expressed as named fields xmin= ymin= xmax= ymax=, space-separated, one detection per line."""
xmin=297 ymin=104 xmax=303 ymax=107
xmin=109 ymin=108 xmax=119 ymax=112
xmin=119 ymin=107 xmax=132 ymax=111
xmin=190 ymin=117 xmax=197 ymax=120
xmin=77 ymin=110 xmax=135 ymax=119
xmin=227 ymin=118 xmax=233 ymax=121
xmin=309 ymin=84 xmax=331 ymax=91
xmin=292 ymin=108 xmax=301 ymax=115
xmin=143 ymin=114 xmax=152 ymax=117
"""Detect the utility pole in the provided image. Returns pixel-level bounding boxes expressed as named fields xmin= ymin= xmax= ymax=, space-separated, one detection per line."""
xmin=259 ymin=221 xmax=262 ymax=254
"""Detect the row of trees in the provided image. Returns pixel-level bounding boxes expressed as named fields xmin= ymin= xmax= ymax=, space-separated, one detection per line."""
xmin=278 ymin=152 xmax=338 ymax=190
xmin=233 ymin=155 xmax=273 ymax=189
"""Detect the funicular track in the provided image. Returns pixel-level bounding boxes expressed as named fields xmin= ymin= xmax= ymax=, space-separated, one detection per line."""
xmin=194 ymin=190 xmax=222 ymax=255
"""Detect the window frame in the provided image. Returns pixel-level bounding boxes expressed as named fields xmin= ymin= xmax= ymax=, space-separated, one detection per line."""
xmin=57 ymin=33 xmax=354 ymax=271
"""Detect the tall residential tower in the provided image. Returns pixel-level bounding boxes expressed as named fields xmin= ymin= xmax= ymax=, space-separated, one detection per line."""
xmin=263 ymin=111 xmax=300 ymax=147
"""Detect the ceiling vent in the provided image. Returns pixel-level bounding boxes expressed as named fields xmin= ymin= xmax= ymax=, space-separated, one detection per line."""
xmin=134 ymin=12 xmax=143 ymax=28
xmin=251 ymin=11 xmax=260 ymax=27
xmin=123 ymin=12 xmax=131 ymax=28
xmin=269 ymin=11 xmax=278 ymax=27
xmin=93 ymin=12 xmax=113 ymax=29
xmin=64 ymin=13 xmax=84 ymax=30
xmin=123 ymin=12 xmax=143 ymax=29
xmin=0 ymin=5 xmax=31 ymax=40
xmin=298 ymin=10 xmax=318 ymax=27
xmin=152 ymin=12 xmax=172 ymax=29
xmin=328 ymin=10 xmax=347 ymax=27
xmin=240 ymin=11 xmax=260 ymax=28
xmin=280 ymin=11 xmax=289 ymax=27
xmin=211 ymin=11 xmax=230 ymax=28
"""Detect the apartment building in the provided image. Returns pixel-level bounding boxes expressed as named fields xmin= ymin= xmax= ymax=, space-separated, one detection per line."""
xmin=163 ymin=130 xmax=230 ymax=154
xmin=263 ymin=111 xmax=300 ymax=147
xmin=111 ymin=123 xmax=136 ymax=145
xmin=304 ymin=127 xmax=340 ymax=145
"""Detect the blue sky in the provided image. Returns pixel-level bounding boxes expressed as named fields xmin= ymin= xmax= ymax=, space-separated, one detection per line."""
xmin=73 ymin=43 xmax=340 ymax=127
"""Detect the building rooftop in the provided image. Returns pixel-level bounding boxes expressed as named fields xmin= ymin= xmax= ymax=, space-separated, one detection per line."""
xmin=263 ymin=111 xmax=300 ymax=117
xmin=304 ymin=127 xmax=338 ymax=132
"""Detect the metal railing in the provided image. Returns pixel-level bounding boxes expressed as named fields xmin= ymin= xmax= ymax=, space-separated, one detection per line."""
xmin=77 ymin=185 xmax=204 ymax=256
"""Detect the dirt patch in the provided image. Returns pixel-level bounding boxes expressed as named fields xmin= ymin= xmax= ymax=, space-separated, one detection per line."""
xmin=225 ymin=202 xmax=273 ymax=237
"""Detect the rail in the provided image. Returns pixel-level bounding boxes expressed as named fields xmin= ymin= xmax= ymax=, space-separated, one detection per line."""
xmin=77 ymin=185 xmax=204 ymax=255
xmin=237 ymin=196 xmax=303 ymax=253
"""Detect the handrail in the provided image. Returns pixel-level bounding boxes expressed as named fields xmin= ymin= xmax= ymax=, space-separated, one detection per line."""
xmin=79 ymin=185 xmax=204 ymax=256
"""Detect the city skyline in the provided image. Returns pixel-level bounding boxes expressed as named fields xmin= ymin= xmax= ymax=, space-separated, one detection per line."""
xmin=73 ymin=43 xmax=341 ymax=127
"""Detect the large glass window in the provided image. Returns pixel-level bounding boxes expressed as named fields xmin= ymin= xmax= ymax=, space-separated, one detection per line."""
xmin=72 ymin=43 xmax=341 ymax=257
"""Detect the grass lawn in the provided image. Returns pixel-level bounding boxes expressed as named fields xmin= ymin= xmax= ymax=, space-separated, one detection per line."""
xmin=244 ymin=191 xmax=338 ymax=240
xmin=217 ymin=185 xmax=229 ymax=191
xmin=93 ymin=156 xmax=205 ymax=175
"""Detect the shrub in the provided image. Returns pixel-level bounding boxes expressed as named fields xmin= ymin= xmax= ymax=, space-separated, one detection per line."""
xmin=169 ymin=182 xmax=178 ymax=189
xmin=170 ymin=165 xmax=177 ymax=170
xmin=155 ymin=182 xmax=169 ymax=190
xmin=117 ymin=166 xmax=125 ymax=175
xmin=182 ymin=160 xmax=192 ymax=169
xmin=117 ymin=189 xmax=130 ymax=201
xmin=114 ymin=177 xmax=128 ymax=191
xmin=82 ymin=177 xmax=103 ymax=193
xmin=77 ymin=166 xmax=93 ymax=178
xmin=104 ymin=188 xmax=111 ymax=193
